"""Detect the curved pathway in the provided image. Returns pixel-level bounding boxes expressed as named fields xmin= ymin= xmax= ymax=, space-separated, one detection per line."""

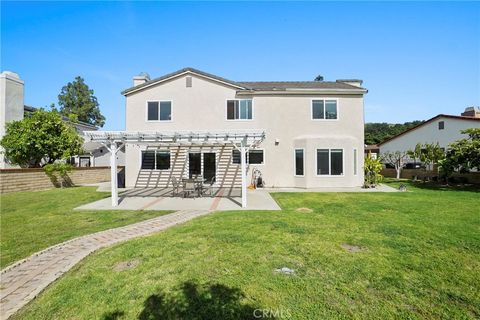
xmin=0 ymin=209 xmax=211 ymax=319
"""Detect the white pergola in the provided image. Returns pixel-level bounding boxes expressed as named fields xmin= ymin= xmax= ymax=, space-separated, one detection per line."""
xmin=83 ymin=130 xmax=266 ymax=208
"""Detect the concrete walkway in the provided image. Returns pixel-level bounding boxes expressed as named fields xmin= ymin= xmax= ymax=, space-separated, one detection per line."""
xmin=0 ymin=209 xmax=211 ymax=319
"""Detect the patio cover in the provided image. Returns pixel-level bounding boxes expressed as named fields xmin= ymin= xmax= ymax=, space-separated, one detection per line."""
xmin=83 ymin=130 xmax=266 ymax=208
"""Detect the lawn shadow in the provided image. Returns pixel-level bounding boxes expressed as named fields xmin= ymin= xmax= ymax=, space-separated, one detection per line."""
xmin=102 ymin=310 xmax=125 ymax=320
xmin=410 ymin=181 xmax=480 ymax=193
xmin=102 ymin=281 xmax=269 ymax=320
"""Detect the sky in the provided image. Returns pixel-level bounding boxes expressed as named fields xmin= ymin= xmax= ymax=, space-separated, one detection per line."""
xmin=1 ymin=1 xmax=479 ymax=130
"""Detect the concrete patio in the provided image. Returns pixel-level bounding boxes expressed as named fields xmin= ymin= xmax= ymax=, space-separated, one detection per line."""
xmin=76 ymin=187 xmax=282 ymax=211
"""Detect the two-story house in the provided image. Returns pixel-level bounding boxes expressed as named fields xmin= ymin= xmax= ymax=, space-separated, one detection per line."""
xmin=120 ymin=68 xmax=367 ymax=192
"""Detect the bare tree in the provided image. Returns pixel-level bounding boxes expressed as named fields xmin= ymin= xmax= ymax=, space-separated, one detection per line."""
xmin=381 ymin=151 xmax=408 ymax=180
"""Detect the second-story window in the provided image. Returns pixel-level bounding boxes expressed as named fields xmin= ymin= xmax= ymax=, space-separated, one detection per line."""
xmin=312 ymin=99 xmax=337 ymax=120
xmin=147 ymin=101 xmax=171 ymax=121
xmin=227 ymin=99 xmax=252 ymax=120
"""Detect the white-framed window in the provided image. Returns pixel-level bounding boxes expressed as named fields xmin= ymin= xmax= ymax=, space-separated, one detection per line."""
xmin=312 ymin=99 xmax=338 ymax=120
xmin=316 ymin=149 xmax=343 ymax=176
xmin=232 ymin=149 xmax=264 ymax=164
xmin=353 ymin=148 xmax=358 ymax=175
xmin=146 ymin=101 xmax=172 ymax=121
xmin=294 ymin=149 xmax=305 ymax=176
xmin=141 ymin=150 xmax=171 ymax=170
xmin=227 ymin=99 xmax=253 ymax=120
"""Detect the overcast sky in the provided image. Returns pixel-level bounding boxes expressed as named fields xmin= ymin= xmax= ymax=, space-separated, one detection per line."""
xmin=2 ymin=1 xmax=479 ymax=130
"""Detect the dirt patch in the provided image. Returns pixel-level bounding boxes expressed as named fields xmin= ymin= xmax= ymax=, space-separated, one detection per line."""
xmin=296 ymin=207 xmax=314 ymax=213
xmin=113 ymin=259 xmax=140 ymax=272
xmin=341 ymin=244 xmax=363 ymax=253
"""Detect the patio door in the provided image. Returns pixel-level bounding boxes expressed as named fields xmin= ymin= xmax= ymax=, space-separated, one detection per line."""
xmin=188 ymin=153 xmax=201 ymax=178
xmin=203 ymin=153 xmax=216 ymax=182
xmin=188 ymin=152 xmax=216 ymax=181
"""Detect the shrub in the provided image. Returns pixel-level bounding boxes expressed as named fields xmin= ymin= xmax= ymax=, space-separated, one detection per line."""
xmin=44 ymin=163 xmax=74 ymax=188
xmin=364 ymin=153 xmax=383 ymax=188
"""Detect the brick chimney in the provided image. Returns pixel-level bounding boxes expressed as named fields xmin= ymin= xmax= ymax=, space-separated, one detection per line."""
xmin=461 ymin=106 xmax=480 ymax=118
xmin=133 ymin=72 xmax=150 ymax=87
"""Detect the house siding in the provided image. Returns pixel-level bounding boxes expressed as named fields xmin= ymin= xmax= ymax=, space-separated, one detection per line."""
xmin=125 ymin=73 xmax=365 ymax=188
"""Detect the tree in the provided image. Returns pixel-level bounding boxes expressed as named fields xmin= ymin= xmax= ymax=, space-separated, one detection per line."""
xmin=440 ymin=128 xmax=480 ymax=180
xmin=365 ymin=121 xmax=423 ymax=145
xmin=420 ymin=143 xmax=445 ymax=171
xmin=314 ymin=75 xmax=324 ymax=81
xmin=57 ymin=76 xmax=105 ymax=127
xmin=381 ymin=151 xmax=408 ymax=179
xmin=0 ymin=110 xmax=83 ymax=167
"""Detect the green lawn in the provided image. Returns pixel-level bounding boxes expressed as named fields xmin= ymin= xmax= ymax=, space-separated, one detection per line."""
xmin=11 ymin=182 xmax=480 ymax=319
xmin=0 ymin=187 xmax=172 ymax=268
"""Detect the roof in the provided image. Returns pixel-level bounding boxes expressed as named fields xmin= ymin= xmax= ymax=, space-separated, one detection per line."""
xmin=23 ymin=105 xmax=36 ymax=112
xmin=122 ymin=67 xmax=247 ymax=95
xmin=378 ymin=114 xmax=480 ymax=146
xmin=23 ymin=105 xmax=98 ymax=130
xmin=365 ymin=144 xmax=379 ymax=150
xmin=236 ymin=81 xmax=365 ymax=91
xmin=122 ymin=67 xmax=367 ymax=96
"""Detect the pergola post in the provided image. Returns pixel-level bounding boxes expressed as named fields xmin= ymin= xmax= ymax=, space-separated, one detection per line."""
xmin=240 ymin=143 xmax=247 ymax=208
xmin=110 ymin=142 xmax=118 ymax=207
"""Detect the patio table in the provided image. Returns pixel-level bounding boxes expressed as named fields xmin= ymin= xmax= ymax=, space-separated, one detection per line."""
xmin=181 ymin=177 xmax=206 ymax=197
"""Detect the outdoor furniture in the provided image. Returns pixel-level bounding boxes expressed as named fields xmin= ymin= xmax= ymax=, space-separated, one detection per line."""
xmin=201 ymin=178 xmax=215 ymax=196
xmin=182 ymin=180 xmax=197 ymax=198
xmin=171 ymin=176 xmax=182 ymax=196
xmin=181 ymin=177 xmax=205 ymax=197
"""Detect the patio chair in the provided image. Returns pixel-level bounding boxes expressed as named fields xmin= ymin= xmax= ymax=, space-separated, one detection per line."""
xmin=183 ymin=180 xmax=197 ymax=199
xmin=201 ymin=178 xmax=215 ymax=197
xmin=171 ymin=176 xmax=182 ymax=197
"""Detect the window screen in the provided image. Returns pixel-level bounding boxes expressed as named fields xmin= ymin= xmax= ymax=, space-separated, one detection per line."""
xmin=147 ymin=102 xmax=159 ymax=121
xmin=317 ymin=149 xmax=329 ymax=175
xmin=249 ymin=150 xmax=264 ymax=164
xmin=226 ymin=100 xmax=252 ymax=120
xmin=312 ymin=100 xmax=325 ymax=119
xmin=325 ymin=100 xmax=337 ymax=119
xmin=156 ymin=152 xmax=170 ymax=170
xmin=295 ymin=149 xmax=304 ymax=176
xmin=312 ymin=100 xmax=337 ymax=119
xmin=159 ymin=101 xmax=171 ymax=121
xmin=331 ymin=149 xmax=343 ymax=175
xmin=141 ymin=151 xmax=155 ymax=169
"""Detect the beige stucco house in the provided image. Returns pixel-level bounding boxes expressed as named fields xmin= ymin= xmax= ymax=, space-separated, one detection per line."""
xmin=120 ymin=67 xmax=367 ymax=191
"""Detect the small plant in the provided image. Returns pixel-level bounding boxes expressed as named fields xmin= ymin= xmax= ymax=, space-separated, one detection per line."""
xmin=44 ymin=163 xmax=74 ymax=188
xmin=364 ymin=153 xmax=383 ymax=188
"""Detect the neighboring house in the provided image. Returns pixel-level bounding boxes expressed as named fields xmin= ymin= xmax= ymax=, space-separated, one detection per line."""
xmin=0 ymin=71 xmax=124 ymax=168
xmin=378 ymin=110 xmax=480 ymax=160
xmin=364 ymin=144 xmax=379 ymax=159
xmin=120 ymin=67 xmax=367 ymax=189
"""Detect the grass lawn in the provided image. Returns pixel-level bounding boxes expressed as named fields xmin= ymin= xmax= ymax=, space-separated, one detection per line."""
xmin=11 ymin=182 xmax=480 ymax=319
xmin=0 ymin=187 xmax=172 ymax=269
